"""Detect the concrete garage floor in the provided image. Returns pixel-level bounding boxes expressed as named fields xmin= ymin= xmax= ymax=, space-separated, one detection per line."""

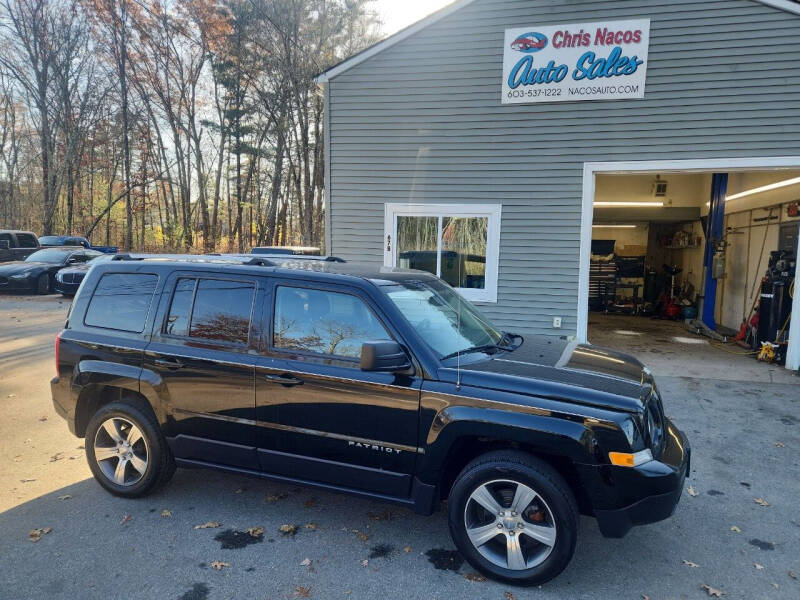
xmin=1 ymin=297 xmax=799 ymax=600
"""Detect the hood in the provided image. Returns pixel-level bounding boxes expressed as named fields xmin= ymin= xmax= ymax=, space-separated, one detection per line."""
xmin=0 ymin=261 xmax=48 ymax=274
xmin=439 ymin=338 xmax=651 ymax=413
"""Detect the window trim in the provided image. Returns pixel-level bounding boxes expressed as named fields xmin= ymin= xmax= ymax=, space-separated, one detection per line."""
xmin=269 ymin=282 xmax=395 ymax=365
xmin=160 ymin=275 xmax=257 ymax=348
xmin=384 ymin=203 xmax=501 ymax=303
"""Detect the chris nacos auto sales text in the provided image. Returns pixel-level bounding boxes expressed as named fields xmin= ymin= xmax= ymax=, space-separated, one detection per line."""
xmin=507 ymin=45 xmax=643 ymax=93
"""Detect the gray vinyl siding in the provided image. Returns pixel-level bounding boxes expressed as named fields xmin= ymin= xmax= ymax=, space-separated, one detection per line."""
xmin=326 ymin=0 xmax=800 ymax=336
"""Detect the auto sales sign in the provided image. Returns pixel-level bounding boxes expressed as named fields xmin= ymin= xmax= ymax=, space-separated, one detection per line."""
xmin=502 ymin=19 xmax=651 ymax=104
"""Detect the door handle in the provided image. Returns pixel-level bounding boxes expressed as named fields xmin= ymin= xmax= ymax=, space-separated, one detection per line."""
xmin=264 ymin=373 xmax=304 ymax=387
xmin=154 ymin=358 xmax=185 ymax=370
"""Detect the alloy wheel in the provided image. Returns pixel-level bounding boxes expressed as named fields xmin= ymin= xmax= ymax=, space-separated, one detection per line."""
xmin=93 ymin=417 xmax=149 ymax=486
xmin=463 ymin=479 xmax=557 ymax=570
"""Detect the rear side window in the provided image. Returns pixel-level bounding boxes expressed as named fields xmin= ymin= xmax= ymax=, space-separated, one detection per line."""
xmin=85 ymin=273 xmax=159 ymax=332
xmin=164 ymin=277 xmax=254 ymax=345
xmin=15 ymin=233 xmax=37 ymax=248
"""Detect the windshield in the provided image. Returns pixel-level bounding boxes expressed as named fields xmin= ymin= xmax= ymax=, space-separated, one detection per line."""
xmin=37 ymin=236 xmax=63 ymax=245
xmin=382 ymin=278 xmax=504 ymax=359
xmin=25 ymin=249 xmax=70 ymax=264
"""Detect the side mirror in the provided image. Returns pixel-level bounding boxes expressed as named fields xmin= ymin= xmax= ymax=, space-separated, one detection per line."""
xmin=361 ymin=340 xmax=412 ymax=372
xmin=0 ymin=240 xmax=9 ymax=250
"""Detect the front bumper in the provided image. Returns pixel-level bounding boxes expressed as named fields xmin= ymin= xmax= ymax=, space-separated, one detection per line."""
xmin=54 ymin=280 xmax=80 ymax=295
xmin=578 ymin=418 xmax=691 ymax=538
xmin=0 ymin=276 xmax=36 ymax=292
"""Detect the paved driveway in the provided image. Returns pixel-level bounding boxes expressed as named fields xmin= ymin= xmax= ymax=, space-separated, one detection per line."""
xmin=1 ymin=296 xmax=798 ymax=600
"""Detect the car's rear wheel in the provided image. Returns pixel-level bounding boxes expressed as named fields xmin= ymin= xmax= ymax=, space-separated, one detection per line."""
xmin=36 ymin=273 xmax=50 ymax=294
xmin=447 ymin=450 xmax=578 ymax=585
xmin=85 ymin=399 xmax=175 ymax=498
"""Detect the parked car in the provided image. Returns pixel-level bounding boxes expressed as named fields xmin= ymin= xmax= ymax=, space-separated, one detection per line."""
xmin=0 ymin=229 xmax=40 ymax=262
xmin=54 ymin=253 xmax=116 ymax=296
xmin=51 ymin=254 xmax=689 ymax=585
xmin=0 ymin=247 xmax=102 ymax=294
xmin=38 ymin=235 xmax=119 ymax=254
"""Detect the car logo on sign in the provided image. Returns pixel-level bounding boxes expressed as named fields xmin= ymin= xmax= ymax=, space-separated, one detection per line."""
xmin=511 ymin=32 xmax=548 ymax=53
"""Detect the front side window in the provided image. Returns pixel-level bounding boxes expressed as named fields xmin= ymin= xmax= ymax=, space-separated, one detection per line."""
xmin=387 ymin=204 xmax=501 ymax=303
xmin=273 ymin=286 xmax=390 ymax=359
xmin=382 ymin=278 xmax=503 ymax=359
xmin=85 ymin=273 xmax=159 ymax=332
xmin=164 ymin=277 xmax=255 ymax=345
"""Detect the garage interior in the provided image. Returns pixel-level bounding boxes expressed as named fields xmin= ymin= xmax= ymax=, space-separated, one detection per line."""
xmin=588 ymin=169 xmax=798 ymax=378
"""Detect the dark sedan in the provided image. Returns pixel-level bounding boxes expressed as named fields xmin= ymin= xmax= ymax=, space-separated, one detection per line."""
xmin=54 ymin=253 xmax=115 ymax=296
xmin=0 ymin=247 xmax=102 ymax=294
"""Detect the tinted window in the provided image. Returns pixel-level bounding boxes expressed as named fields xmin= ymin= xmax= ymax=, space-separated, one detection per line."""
xmin=85 ymin=273 xmax=159 ymax=332
xmin=188 ymin=279 xmax=254 ymax=344
xmin=0 ymin=233 xmax=13 ymax=245
xmin=165 ymin=278 xmax=196 ymax=337
xmin=273 ymin=286 xmax=390 ymax=359
xmin=15 ymin=233 xmax=38 ymax=248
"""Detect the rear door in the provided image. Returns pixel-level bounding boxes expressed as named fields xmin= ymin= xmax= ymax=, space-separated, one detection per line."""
xmin=144 ymin=272 xmax=262 ymax=470
xmin=255 ymin=279 xmax=422 ymax=497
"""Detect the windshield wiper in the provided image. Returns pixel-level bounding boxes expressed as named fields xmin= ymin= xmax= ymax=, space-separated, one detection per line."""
xmin=440 ymin=332 xmax=523 ymax=361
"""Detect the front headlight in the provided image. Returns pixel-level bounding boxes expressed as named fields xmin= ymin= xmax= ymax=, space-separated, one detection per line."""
xmin=643 ymin=390 xmax=666 ymax=457
xmin=55 ymin=272 xmax=63 ymax=282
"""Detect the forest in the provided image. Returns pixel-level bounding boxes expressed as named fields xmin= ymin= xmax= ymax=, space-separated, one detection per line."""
xmin=0 ymin=0 xmax=381 ymax=252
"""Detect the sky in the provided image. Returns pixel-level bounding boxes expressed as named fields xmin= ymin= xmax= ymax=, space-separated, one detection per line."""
xmin=373 ymin=0 xmax=455 ymax=35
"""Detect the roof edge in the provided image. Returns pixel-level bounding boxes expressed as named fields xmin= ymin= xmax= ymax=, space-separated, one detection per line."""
xmin=314 ymin=0 xmax=477 ymax=84
xmin=315 ymin=0 xmax=800 ymax=84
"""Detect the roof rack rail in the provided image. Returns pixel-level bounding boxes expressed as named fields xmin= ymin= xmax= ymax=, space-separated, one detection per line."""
xmin=243 ymin=257 xmax=276 ymax=267
xmin=111 ymin=254 xmax=145 ymax=261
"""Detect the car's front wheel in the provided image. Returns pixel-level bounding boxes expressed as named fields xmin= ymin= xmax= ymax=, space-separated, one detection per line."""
xmin=447 ymin=450 xmax=578 ymax=585
xmin=85 ymin=399 xmax=175 ymax=498
xmin=36 ymin=273 xmax=50 ymax=294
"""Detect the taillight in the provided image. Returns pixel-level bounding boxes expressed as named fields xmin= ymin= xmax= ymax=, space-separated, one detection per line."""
xmin=55 ymin=331 xmax=62 ymax=376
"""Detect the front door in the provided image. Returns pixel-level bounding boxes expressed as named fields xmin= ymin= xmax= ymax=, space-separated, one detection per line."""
xmin=255 ymin=281 xmax=421 ymax=497
xmin=144 ymin=272 xmax=262 ymax=469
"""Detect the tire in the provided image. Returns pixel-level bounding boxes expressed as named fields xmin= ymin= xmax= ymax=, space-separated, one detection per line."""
xmin=36 ymin=273 xmax=50 ymax=294
xmin=85 ymin=398 xmax=175 ymax=498
xmin=447 ymin=450 xmax=578 ymax=585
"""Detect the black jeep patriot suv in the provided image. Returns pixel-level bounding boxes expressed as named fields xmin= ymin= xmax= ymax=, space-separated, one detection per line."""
xmin=52 ymin=254 xmax=689 ymax=585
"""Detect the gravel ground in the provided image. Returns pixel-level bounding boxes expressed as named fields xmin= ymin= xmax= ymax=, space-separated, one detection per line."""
xmin=1 ymin=295 xmax=798 ymax=600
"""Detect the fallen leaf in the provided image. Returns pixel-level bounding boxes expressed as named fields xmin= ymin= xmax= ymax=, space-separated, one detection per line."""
xmin=265 ymin=492 xmax=288 ymax=503
xmin=755 ymin=563 xmax=765 ymax=570
xmin=504 ymin=592 xmax=517 ymax=600
xmin=683 ymin=559 xmax=700 ymax=568
xmin=247 ymin=527 xmax=264 ymax=538
xmin=368 ymin=509 xmax=393 ymax=521
xmin=38 ymin=416 xmax=47 ymax=422
xmin=20 ymin=478 xmax=36 ymax=483
xmin=7 ymin=393 xmax=15 ymax=398
xmin=464 ymin=572 xmax=486 ymax=582
xmin=730 ymin=526 xmax=741 ymax=533
xmin=210 ymin=561 xmax=230 ymax=571
xmin=402 ymin=546 xmax=412 ymax=553
xmin=789 ymin=570 xmax=797 ymax=579
xmin=300 ymin=558 xmax=312 ymax=567
xmin=28 ymin=527 xmax=52 ymax=542
xmin=304 ymin=498 xmax=317 ymax=508
xmin=354 ymin=530 xmax=369 ymax=542
xmin=754 ymin=498 xmax=770 ymax=507
xmin=120 ymin=514 xmax=132 ymax=525
xmin=293 ymin=586 xmax=311 ymax=598
xmin=642 ymin=596 xmax=651 ymax=600
xmin=57 ymin=495 xmax=72 ymax=501
xmin=279 ymin=524 xmax=298 ymax=536
xmin=161 ymin=509 xmax=172 ymax=518
xmin=701 ymin=584 xmax=724 ymax=597
xmin=235 ymin=488 xmax=244 ymax=494
xmin=687 ymin=486 xmax=698 ymax=497
xmin=775 ymin=442 xmax=784 ymax=448
xmin=194 ymin=522 xmax=221 ymax=530
xmin=772 ymin=583 xmax=779 ymax=589
xmin=360 ymin=559 xmax=368 ymax=567
xmin=304 ymin=523 xmax=318 ymax=530
xmin=49 ymin=452 xmax=64 ymax=462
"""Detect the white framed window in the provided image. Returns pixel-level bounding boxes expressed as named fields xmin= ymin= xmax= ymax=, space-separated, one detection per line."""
xmin=383 ymin=203 xmax=501 ymax=303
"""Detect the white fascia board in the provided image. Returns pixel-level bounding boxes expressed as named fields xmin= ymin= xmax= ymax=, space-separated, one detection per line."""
xmin=314 ymin=0 xmax=477 ymax=84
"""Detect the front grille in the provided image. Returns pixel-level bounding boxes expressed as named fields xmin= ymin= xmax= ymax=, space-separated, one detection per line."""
xmin=63 ymin=273 xmax=77 ymax=283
